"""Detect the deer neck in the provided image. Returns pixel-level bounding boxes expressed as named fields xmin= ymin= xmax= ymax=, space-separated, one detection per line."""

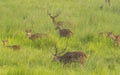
xmin=57 ymin=27 xmax=62 ymax=31
xmin=51 ymin=17 xmax=57 ymax=25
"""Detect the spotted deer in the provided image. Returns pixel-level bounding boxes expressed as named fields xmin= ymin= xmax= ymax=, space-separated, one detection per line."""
xmin=2 ymin=40 xmax=21 ymax=50
xmin=56 ymin=25 xmax=73 ymax=38
xmin=25 ymin=29 xmax=48 ymax=41
xmin=107 ymin=32 xmax=120 ymax=46
xmin=52 ymin=44 xmax=87 ymax=68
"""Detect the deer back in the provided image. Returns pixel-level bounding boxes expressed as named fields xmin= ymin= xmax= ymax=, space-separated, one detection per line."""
xmin=59 ymin=29 xmax=73 ymax=38
xmin=60 ymin=51 xmax=87 ymax=64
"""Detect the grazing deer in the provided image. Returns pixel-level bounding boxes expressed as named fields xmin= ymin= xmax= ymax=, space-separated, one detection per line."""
xmin=107 ymin=32 xmax=120 ymax=46
xmin=52 ymin=44 xmax=87 ymax=68
xmin=25 ymin=29 xmax=48 ymax=41
xmin=56 ymin=25 xmax=73 ymax=38
xmin=105 ymin=0 xmax=111 ymax=6
xmin=2 ymin=40 xmax=21 ymax=50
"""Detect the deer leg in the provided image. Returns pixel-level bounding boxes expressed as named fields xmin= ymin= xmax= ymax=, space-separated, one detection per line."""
xmin=80 ymin=58 xmax=84 ymax=64
xmin=79 ymin=58 xmax=85 ymax=67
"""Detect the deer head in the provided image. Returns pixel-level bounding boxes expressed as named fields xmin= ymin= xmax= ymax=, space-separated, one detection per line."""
xmin=52 ymin=44 xmax=67 ymax=62
xmin=47 ymin=11 xmax=61 ymax=24
xmin=107 ymin=32 xmax=116 ymax=40
xmin=2 ymin=40 xmax=8 ymax=46
xmin=25 ymin=29 xmax=32 ymax=37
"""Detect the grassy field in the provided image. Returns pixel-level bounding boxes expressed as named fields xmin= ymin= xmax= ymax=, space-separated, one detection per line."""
xmin=0 ymin=0 xmax=120 ymax=75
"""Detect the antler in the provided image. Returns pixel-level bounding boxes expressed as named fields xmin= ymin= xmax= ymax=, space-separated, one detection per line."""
xmin=47 ymin=10 xmax=61 ymax=19
xmin=54 ymin=11 xmax=61 ymax=18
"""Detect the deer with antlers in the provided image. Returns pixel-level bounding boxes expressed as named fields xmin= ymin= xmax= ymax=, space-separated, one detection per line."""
xmin=48 ymin=11 xmax=75 ymax=28
xmin=107 ymin=32 xmax=120 ymax=46
xmin=2 ymin=40 xmax=21 ymax=50
xmin=52 ymin=43 xmax=87 ymax=68
xmin=25 ymin=29 xmax=48 ymax=41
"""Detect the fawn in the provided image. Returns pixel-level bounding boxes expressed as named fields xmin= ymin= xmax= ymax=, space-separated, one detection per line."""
xmin=56 ymin=25 xmax=73 ymax=38
xmin=2 ymin=40 xmax=21 ymax=50
xmin=107 ymin=32 xmax=120 ymax=46
xmin=52 ymin=44 xmax=87 ymax=68
xmin=25 ymin=29 xmax=48 ymax=41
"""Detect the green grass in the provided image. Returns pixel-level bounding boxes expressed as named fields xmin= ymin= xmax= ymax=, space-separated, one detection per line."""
xmin=0 ymin=0 xmax=120 ymax=75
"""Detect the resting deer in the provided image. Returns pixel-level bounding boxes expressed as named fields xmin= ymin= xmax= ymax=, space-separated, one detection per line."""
xmin=52 ymin=44 xmax=87 ymax=68
xmin=107 ymin=32 xmax=120 ymax=46
xmin=25 ymin=29 xmax=48 ymax=41
xmin=2 ymin=40 xmax=21 ymax=50
xmin=56 ymin=25 xmax=73 ymax=38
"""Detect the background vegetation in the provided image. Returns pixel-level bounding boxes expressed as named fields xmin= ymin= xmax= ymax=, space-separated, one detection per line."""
xmin=0 ymin=0 xmax=120 ymax=75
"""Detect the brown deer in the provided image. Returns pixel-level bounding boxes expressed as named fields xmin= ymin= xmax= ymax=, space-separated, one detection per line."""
xmin=56 ymin=25 xmax=73 ymax=38
xmin=107 ymin=32 xmax=120 ymax=46
xmin=48 ymin=12 xmax=76 ymax=28
xmin=105 ymin=0 xmax=111 ymax=6
xmin=2 ymin=40 xmax=21 ymax=50
xmin=52 ymin=44 xmax=87 ymax=68
xmin=25 ymin=29 xmax=48 ymax=41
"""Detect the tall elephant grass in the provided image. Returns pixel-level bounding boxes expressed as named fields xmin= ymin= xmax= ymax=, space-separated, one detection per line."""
xmin=0 ymin=0 xmax=120 ymax=75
